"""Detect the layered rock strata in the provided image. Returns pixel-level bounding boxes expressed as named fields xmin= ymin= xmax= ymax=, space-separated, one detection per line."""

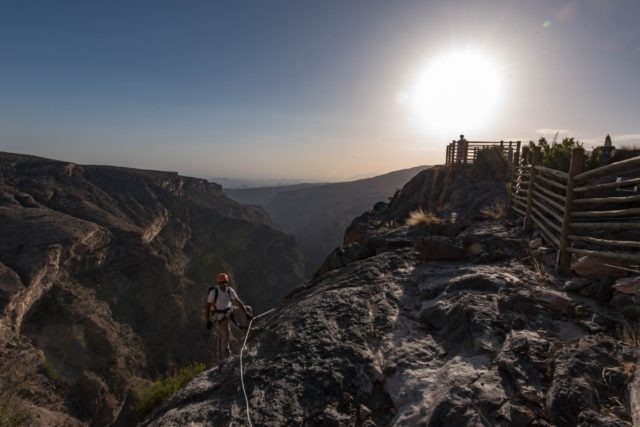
xmin=0 ymin=152 xmax=304 ymax=425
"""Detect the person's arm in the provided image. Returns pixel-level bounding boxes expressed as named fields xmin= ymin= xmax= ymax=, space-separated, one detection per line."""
xmin=230 ymin=288 xmax=252 ymax=319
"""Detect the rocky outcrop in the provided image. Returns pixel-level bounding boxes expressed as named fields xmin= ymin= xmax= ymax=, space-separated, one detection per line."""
xmin=146 ymin=164 xmax=638 ymax=426
xmin=385 ymin=163 xmax=509 ymax=223
xmin=0 ymin=152 xmax=304 ymax=425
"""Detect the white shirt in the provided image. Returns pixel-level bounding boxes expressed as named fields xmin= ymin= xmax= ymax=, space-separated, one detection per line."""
xmin=207 ymin=286 xmax=238 ymax=312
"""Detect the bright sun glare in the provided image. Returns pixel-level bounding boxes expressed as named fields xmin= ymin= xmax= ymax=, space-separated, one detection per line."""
xmin=412 ymin=52 xmax=501 ymax=134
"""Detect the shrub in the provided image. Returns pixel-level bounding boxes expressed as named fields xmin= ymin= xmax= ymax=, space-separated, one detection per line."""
xmin=529 ymin=137 xmax=586 ymax=172
xmin=0 ymin=405 xmax=28 ymax=427
xmin=405 ymin=209 xmax=443 ymax=227
xmin=0 ymin=350 xmax=34 ymax=427
xmin=134 ymin=363 xmax=205 ymax=416
xmin=481 ymin=201 xmax=508 ymax=220
xmin=373 ymin=201 xmax=387 ymax=212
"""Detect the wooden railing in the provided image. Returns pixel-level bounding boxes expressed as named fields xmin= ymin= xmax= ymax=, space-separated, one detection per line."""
xmin=511 ymin=146 xmax=640 ymax=273
xmin=446 ymin=138 xmax=522 ymax=167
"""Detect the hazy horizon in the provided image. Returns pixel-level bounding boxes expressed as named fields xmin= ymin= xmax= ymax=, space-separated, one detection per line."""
xmin=2 ymin=1 xmax=639 ymax=181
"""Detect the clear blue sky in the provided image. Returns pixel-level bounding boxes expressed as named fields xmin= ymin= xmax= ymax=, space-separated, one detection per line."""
xmin=1 ymin=0 xmax=639 ymax=180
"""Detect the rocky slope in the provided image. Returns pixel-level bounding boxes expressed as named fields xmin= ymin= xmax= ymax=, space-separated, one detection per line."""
xmin=146 ymin=161 xmax=639 ymax=426
xmin=0 ymin=152 xmax=304 ymax=426
xmin=226 ymin=166 xmax=429 ymax=276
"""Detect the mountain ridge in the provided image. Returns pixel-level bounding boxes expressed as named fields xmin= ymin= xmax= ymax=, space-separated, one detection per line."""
xmin=226 ymin=165 xmax=431 ymax=276
xmin=0 ymin=151 xmax=304 ymax=426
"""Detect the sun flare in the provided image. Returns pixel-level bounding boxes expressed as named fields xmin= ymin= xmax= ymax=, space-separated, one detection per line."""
xmin=412 ymin=52 xmax=501 ymax=134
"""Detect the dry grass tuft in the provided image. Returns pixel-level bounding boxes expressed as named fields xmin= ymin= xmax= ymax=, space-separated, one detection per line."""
xmin=481 ymin=201 xmax=509 ymax=220
xmin=405 ymin=209 xmax=444 ymax=227
xmin=622 ymin=361 xmax=636 ymax=380
xmin=527 ymin=249 xmax=546 ymax=283
xmin=381 ymin=219 xmax=401 ymax=229
xmin=617 ymin=321 xmax=640 ymax=348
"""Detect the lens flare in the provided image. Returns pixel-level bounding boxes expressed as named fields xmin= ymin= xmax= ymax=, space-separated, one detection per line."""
xmin=412 ymin=52 xmax=501 ymax=134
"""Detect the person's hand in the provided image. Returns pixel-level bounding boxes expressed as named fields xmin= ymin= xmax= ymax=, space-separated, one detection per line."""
xmin=206 ymin=320 xmax=212 ymax=330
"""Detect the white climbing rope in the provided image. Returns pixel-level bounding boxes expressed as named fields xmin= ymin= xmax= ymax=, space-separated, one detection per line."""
xmin=240 ymin=308 xmax=275 ymax=427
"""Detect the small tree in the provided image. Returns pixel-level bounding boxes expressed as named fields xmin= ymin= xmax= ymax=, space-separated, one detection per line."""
xmin=529 ymin=137 xmax=586 ymax=172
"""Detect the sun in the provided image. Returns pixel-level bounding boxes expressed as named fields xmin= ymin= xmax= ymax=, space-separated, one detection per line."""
xmin=412 ymin=52 xmax=501 ymax=134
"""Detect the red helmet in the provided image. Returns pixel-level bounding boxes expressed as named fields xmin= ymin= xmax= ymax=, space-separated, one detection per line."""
xmin=217 ymin=273 xmax=229 ymax=283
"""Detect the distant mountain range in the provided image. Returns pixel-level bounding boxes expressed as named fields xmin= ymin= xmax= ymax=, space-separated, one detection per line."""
xmin=210 ymin=177 xmax=325 ymax=189
xmin=225 ymin=165 xmax=430 ymax=276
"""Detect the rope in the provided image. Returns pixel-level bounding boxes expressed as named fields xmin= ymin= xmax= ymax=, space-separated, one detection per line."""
xmin=239 ymin=308 xmax=275 ymax=427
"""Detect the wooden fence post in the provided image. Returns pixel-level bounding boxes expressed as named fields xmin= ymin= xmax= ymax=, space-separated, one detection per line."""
xmin=515 ymin=141 xmax=521 ymax=166
xmin=462 ymin=140 xmax=468 ymax=165
xmin=556 ymin=148 xmax=585 ymax=274
xmin=524 ymin=147 xmax=541 ymax=230
xmin=508 ymin=141 xmax=513 ymax=164
xmin=520 ymin=146 xmax=529 ymax=167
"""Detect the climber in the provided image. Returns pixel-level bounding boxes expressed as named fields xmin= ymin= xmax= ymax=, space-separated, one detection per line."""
xmin=206 ymin=273 xmax=252 ymax=359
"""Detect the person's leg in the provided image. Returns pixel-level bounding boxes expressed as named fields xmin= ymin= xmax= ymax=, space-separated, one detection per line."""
xmin=221 ymin=319 xmax=231 ymax=357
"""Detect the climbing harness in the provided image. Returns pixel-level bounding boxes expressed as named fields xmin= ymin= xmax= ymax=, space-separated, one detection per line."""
xmin=211 ymin=307 xmax=245 ymax=329
xmin=239 ymin=308 xmax=275 ymax=427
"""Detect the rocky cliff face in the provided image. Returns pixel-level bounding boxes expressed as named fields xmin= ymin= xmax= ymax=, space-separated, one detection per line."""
xmin=0 ymin=152 xmax=304 ymax=425
xmin=146 ymin=163 xmax=638 ymax=426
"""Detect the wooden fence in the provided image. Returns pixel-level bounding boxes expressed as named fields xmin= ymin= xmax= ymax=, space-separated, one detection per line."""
xmin=511 ymin=146 xmax=640 ymax=273
xmin=446 ymin=138 xmax=522 ymax=167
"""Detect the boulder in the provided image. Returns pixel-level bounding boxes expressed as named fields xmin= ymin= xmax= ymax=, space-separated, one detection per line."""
xmin=612 ymin=276 xmax=640 ymax=295
xmin=563 ymin=277 xmax=591 ymax=292
xmin=572 ymin=256 xmax=630 ymax=278
xmin=610 ymin=292 xmax=640 ymax=320
xmin=533 ymin=289 xmax=574 ymax=315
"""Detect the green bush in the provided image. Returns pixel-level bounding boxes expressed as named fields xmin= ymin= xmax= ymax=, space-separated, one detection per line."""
xmin=529 ymin=137 xmax=586 ymax=172
xmin=373 ymin=201 xmax=388 ymax=212
xmin=0 ymin=405 xmax=28 ymax=427
xmin=134 ymin=363 xmax=205 ymax=416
